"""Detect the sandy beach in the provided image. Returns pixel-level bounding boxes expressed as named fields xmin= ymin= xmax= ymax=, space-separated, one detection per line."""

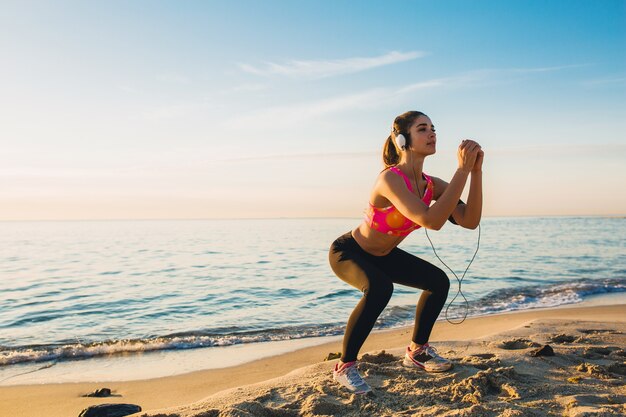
xmin=2 ymin=300 xmax=625 ymax=417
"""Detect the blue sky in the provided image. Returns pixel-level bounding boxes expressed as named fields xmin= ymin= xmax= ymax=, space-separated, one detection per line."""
xmin=1 ymin=0 xmax=625 ymax=220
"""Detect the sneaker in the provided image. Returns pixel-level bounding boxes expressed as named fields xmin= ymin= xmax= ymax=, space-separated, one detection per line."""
xmin=332 ymin=361 xmax=372 ymax=394
xmin=402 ymin=343 xmax=453 ymax=372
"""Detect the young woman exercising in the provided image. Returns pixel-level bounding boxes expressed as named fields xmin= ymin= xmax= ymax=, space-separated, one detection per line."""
xmin=328 ymin=110 xmax=483 ymax=394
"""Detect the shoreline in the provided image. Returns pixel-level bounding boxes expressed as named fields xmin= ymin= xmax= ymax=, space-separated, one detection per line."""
xmin=1 ymin=298 xmax=625 ymax=417
xmin=2 ymin=292 xmax=624 ymax=386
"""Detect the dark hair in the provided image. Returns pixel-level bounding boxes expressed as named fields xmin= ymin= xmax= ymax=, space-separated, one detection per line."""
xmin=382 ymin=111 xmax=427 ymax=168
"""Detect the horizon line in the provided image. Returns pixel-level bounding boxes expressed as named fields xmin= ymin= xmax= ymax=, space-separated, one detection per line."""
xmin=0 ymin=214 xmax=624 ymax=223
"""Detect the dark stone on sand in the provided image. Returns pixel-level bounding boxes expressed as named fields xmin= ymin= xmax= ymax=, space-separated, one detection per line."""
xmin=83 ymin=388 xmax=112 ymax=397
xmin=78 ymin=403 xmax=141 ymax=417
xmin=324 ymin=352 xmax=341 ymax=361
xmin=530 ymin=345 xmax=555 ymax=357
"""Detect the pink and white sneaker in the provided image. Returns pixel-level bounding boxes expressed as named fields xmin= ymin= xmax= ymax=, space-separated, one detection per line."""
xmin=332 ymin=361 xmax=372 ymax=394
xmin=402 ymin=343 xmax=453 ymax=372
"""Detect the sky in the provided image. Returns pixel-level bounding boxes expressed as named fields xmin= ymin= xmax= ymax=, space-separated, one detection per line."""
xmin=1 ymin=0 xmax=625 ymax=220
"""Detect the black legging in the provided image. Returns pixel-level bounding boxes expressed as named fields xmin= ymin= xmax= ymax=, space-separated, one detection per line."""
xmin=329 ymin=231 xmax=450 ymax=363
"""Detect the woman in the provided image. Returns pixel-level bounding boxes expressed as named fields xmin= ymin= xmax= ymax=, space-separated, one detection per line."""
xmin=328 ymin=110 xmax=483 ymax=394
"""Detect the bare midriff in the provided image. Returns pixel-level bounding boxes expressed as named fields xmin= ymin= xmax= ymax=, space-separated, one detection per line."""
xmin=351 ymin=223 xmax=408 ymax=257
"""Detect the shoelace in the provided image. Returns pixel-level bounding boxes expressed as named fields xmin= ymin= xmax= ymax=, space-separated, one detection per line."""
xmin=423 ymin=344 xmax=447 ymax=362
xmin=345 ymin=365 xmax=366 ymax=386
xmin=413 ymin=343 xmax=439 ymax=359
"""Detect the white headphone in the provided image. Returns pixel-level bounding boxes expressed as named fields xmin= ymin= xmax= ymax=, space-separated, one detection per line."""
xmin=394 ymin=131 xmax=407 ymax=150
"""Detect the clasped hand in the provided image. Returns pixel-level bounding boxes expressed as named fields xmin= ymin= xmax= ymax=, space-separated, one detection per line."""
xmin=457 ymin=139 xmax=484 ymax=173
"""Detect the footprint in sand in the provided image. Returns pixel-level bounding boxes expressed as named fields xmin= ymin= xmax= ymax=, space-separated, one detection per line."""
xmin=606 ymin=362 xmax=626 ymax=376
xmin=559 ymin=394 xmax=626 ymax=417
xmin=577 ymin=329 xmax=623 ymax=335
xmin=582 ymin=346 xmax=621 ymax=359
xmin=492 ymin=338 xmax=541 ymax=350
xmin=608 ymin=349 xmax=626 ymax=359
xmin=360 ymin=350 xmax=399 ymax=364
xmin=548 ymin=333 xmax=602 ymax=345
xmin=446 ymin=366 xmax=521 ymax=404
xmin=460 ymin=353 xmax=501 ymax=370
xmin=574 ymin=362 xmax=626 ymax=380
xmin=549 ymin=334 xmax=577 ymax=344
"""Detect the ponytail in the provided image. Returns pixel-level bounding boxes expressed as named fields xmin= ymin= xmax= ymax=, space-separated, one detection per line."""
xmin=382 ymin=134 xmax=401 ymax=168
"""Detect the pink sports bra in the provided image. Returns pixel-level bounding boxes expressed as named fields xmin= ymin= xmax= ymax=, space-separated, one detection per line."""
xmin=364 ymin=166 xmax=434 ymax=237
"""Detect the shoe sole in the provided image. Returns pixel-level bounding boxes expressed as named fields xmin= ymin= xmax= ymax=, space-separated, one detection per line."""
xmin=332 ymin=374 xmax=372 ymax=395
xmin=353 ymin=388 xmax=372 ymax=395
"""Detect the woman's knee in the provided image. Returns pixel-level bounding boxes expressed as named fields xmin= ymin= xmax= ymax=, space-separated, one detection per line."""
xmin=363 ymin=280 xmax=394 ymax=305
xmin=432 ymin=269 xmax=450 ymax=295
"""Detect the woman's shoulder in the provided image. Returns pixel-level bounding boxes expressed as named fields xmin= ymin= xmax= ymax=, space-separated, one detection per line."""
xmin=377 ymin=166 xmax=403 ymax=184
xmin=375 ymin=166 xmax=413 ymax=195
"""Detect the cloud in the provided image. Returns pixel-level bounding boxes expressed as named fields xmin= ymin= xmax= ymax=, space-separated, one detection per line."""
xmin=239 ymin=51 xmax=425 ymax=79
xmin=207 ymin=63 xmax=591 ymax=127
xmin=581 ymin=75 xmax=626 ymax=86
xmin=396 ymin=64 xmax=591 ymax=93
xmin=508 ymin=64 xmax=592 ymax=74
xmin=227 ymin=88 xmax=389 ymax=128
xmin=226 ymin=72 xmax=480 ymax=129
xmin=226 ymin=74 xmax=477 ymax=129
xmin=395 ymin=78 xmax=456 ymax=94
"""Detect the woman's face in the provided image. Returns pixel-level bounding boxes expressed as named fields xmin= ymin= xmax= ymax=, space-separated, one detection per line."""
xmin=408 ymin=115 xmax=437 ymax=155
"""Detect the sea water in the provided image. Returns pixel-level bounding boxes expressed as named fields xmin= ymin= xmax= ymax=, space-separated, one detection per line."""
xmin=0 ymin=217 xmax=624 ymax=383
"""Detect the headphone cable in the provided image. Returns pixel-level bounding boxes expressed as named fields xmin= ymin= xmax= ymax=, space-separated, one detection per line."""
xmin=424 ymin=224 xmax=480 ymax=324
xmin=410 ymin=152 xmax=480 ymax=325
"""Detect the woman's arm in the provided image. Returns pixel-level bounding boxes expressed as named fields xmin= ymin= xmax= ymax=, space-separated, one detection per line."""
xmin=458 ymin=171 xmax=482 ymax=229
xmin=378 ymin=141 xmax=481 ymax=230
xmin=433 ymin=149 xmax=483 ymax=229
xmin=379 ymin=169 xmax=470 ymax=230
xmin=449 ymin=173 xmax=482 ymax=229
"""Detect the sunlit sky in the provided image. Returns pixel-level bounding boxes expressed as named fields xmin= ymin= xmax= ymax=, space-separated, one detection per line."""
xmin=1 ymin=0 xmax=625 ymax=220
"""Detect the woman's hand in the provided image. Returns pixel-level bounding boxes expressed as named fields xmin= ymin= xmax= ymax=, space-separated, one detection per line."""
xmin=457 ymin=140 xmax=481 ymax=173
xmin=472 ymin=149 xmax=484 ymax=173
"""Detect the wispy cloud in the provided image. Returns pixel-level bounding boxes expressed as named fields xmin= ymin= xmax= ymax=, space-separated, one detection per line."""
xmin=395 ymin=78 xmax=460 ymax=94
xmin=226 ymin=88 xmax=389 ymax=128
xmin=581 ymin=75 xmax=626 ymax=86
xmin=397 ymin=64 xmax=591 ymax=93
xmin=210 ymin=64 xmax=590 ymax=127
xmin=508 ymin=63 xmax=592 ymax=74
xmin=239 ymin=51 xmax=425 ymax=79
xmin=226 ymin=72 xmax=477 ymax=129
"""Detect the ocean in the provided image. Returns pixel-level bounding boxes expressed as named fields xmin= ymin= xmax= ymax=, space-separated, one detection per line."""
xmin=0 ymin=217 xmax=624 ymax=383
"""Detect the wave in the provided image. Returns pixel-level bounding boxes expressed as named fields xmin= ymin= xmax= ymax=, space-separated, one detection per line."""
xmin=469 ymin=277 xmax=626 ymax=315
xmin=0 ymin=324 xmax=346 ymax=367
xmin=1 ymin=277 xmax=624 ymax=367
